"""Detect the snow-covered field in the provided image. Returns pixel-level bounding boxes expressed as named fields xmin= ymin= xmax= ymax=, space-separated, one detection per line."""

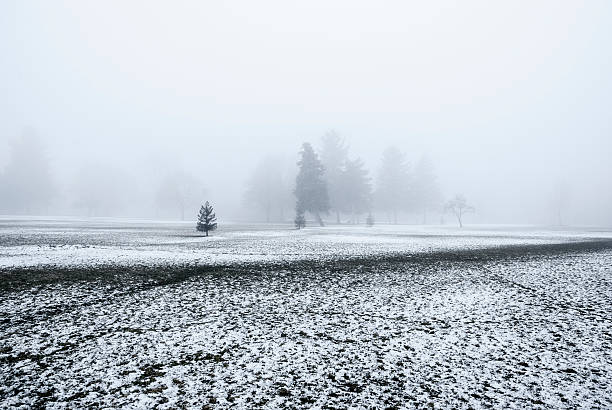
xmin=1 ymin=218 xmax=612 ymax=408
xmin=2 ymin=217 xmax=611 ymax=270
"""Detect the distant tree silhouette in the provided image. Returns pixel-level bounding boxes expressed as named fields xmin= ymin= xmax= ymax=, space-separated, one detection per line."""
xmin=244 ymin=156 xmax=292 ymax=222
xmin=339 ymin=158 xmax=372 ymax=223
xmin=197 ymin=201 xmax=218 ymax=236
xmin=73 ymin=162 xmax=125 ymax=217
xmin=156 ymin=171 xmax=205 ymax=220
xmin=319 ymin=131 xmax=348 ymax=223
xmin=413 ymin=155 xmax=442 ymax=224
xmin=366 ymin=212 xmax=375 ymax=227
xmin=551 ymin=180 xmax=570 ymax=226
xmin=376 ymin=146 xmax=410 ymax=224
xmin=0 ymin=128 xmax=55 ymax=214
xmin=295 ymin=143 xmax=329 ymax=226
xmin=445 ymin=194 xmax=474 ymax=228
xmin=294 ymin=210 xmax=306 ymax=229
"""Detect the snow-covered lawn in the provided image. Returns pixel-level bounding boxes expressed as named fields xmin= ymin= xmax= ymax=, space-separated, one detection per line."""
xmin=1 ymin=219 xmax=611 ymax=408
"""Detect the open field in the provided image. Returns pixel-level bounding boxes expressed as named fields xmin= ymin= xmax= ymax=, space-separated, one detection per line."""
xmin=1 ymin=219 xmax=612 ymax=408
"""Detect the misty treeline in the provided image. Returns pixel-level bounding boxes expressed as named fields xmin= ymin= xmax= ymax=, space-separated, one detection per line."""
xmin=0 ymin=130 xmax=55 ymax=214
xmin=246 ymin=131 xmax=446 ymax=226
xmin=0 ymin=130 xmax=207 ymax=219
xmin=0 ymin=129 xmax=580 ymax=227
xmin=0 ymin=129 xmax=448 ymax=225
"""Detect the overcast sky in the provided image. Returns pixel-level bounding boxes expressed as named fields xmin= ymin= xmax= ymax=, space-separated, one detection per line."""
xmin=1 ymin=1 xmax=611 ymax=224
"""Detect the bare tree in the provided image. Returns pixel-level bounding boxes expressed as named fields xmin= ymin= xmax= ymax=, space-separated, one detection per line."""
xmin=445 ymin=194 xmax=474 ymax=228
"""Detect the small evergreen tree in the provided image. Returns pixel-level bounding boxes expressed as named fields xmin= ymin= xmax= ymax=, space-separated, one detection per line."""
xmin=294 ymin=209 xmax=306 ymax=229
xmin=196 ymin=201 xmax=218 ymax=236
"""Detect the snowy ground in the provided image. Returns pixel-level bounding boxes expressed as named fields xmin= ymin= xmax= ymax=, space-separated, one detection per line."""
xmin=2 ymin=217 xmax=611 ymax=270
xmin=1 ymin=218 xmax=612 ymax=408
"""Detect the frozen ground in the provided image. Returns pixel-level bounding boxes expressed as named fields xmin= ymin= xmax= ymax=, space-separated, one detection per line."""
xmin=1 ymin=218 xmax=612 ymax=408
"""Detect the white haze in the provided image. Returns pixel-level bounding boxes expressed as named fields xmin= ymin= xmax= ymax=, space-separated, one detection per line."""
xmin=1 ymin=0 xmax=611 ymax=225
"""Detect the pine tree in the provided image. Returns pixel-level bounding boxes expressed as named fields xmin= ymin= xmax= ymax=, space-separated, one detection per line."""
xmin=294 ymin=142 xmax=329 ymax=227
xmin=196 ymin=201 xmax=218 ymax=236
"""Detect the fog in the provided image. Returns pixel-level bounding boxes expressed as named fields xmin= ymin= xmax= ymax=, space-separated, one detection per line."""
xmin=1 ymin=1 xmax=611 ymax=225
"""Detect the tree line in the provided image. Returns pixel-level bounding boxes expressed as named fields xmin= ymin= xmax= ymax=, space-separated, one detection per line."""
xmin=0 ymin=129 xmax=478 ymax=227
xmin=245 ymin=131 xmax=469 ymax=227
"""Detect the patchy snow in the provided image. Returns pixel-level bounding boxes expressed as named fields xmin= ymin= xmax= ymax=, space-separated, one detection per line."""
xmin=1 ymin=218 xmax=610 ymax=270
xmin=1 ymin=218 xmax=611 ymax=407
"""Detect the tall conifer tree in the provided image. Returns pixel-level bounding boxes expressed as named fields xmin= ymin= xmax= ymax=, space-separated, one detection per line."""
xmin=294 ymin=143 xmax=329 ymax=227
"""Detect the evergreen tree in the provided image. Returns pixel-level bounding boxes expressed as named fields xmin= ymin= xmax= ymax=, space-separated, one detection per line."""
xmin=196 ymin=201 xmax=218 ymax=236
xmin=294 ymin=210 xmax=306 ymax=229
xmin=319 ymin=131 xmax=348 ymax=223
xmin=375 ymin=146 xmax=411 ymax=224
xmin=294 ymin=142 xmax=329 ymax=227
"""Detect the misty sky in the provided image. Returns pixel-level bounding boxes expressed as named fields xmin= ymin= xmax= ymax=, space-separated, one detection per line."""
xmin=1 ymin=1 xmax=611 ymax=224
